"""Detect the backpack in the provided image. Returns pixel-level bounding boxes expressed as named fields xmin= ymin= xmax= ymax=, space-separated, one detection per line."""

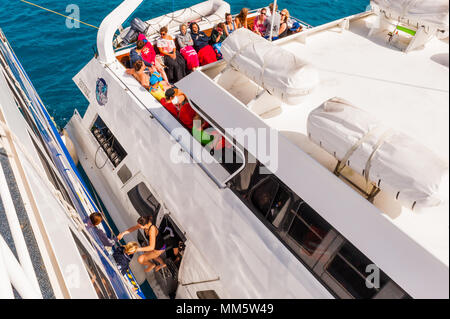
xmin=112 ymin=246 xmax=133 ymax=275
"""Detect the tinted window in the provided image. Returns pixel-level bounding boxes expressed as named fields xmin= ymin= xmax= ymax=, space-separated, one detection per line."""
xmin=251 ymin=178 xmax=279 ymax=217
xmin=326 ymin=242 xmax=389 ymax=298
xmin=286 ymin=202 xmax=332 ymax=256
xmin=127 ymin=182 xmax=160 ymax=218
xmin=71 ymin=231 xmax=117 ymax=299
xmin=91 ymin=116 xmax=127 ymax=167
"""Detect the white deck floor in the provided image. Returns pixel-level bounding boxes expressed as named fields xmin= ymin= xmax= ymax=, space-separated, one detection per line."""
xmin=204 ymin=12 xmax=449 ymax=266
xmin=261 ymin=14 xmax=449 ymax=266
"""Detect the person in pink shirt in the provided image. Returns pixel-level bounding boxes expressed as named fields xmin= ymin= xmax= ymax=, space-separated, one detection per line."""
xmin=253 ymin=8 xmax=268 ymax=36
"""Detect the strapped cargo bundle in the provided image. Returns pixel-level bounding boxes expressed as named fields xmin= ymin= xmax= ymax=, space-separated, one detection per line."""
xmin=307 ymin=97 xmax=449 ymax=210
xmin=221 ymin=28 xmax=319 ymax=105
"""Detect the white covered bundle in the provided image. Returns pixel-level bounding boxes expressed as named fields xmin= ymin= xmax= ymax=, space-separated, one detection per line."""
xmin=221 ymin=28 xmax=319 ymax=105
xmin=307 ymin=97 xmax=449 ymax=210
xmin=371 ymin=0 xmax=449 ymax=30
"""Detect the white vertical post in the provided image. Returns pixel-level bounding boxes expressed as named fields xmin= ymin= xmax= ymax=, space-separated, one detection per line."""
xmin=0 ymin=163 xmax=42 ymax=297
xmin=0 ymin=242 xmax=14 ymax=298
xmin=0 ymin=236 xmax=42 ymax=299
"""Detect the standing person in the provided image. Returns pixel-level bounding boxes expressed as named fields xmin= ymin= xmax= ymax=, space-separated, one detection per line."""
xmin=210 ymin=23 xmax=227 ymax=59
xmin=117 ymin=216 xmax=167 ymax=272
xmin=264 ymin=3 xmax=281 ymax=40
xmin=86 ymin=212 xmax=116 ymax=248
xmin=190 ymin=22 xmax=217 ymax=66
xmin=176 ymin=23 xmax=200 ymax=71
xmin=224 ymin=13 xmax=237 ymax=36
xmin=278 ymin=9 xmax=290 ymax=39
xmin=235 ymin=8 xmax=249 ymax=29
xmin=157 ymin=26 xmax=187 ymax=83
xmin=253 ymin=8 xmax=268 ymax=36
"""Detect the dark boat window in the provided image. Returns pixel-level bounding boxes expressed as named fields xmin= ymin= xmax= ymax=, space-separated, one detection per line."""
xmin=286 ymin=202 xmax=332 ymax=256
xmin=91 ymin=116 xmax=127 ymax=167
xmin=127 ymin=182 xmax=160 ymax=219
xmin=325 ymin=242 xmax=389 ymax=299
xmin=251 ymin=177 xmax=279 ymax=218
xmin=250 ymin=176 xmax=292 ymax=228
xmin=197 ymin=290 xmax=220 ymax=299
xmin=70 ymin=231 xmax=117 ymax=299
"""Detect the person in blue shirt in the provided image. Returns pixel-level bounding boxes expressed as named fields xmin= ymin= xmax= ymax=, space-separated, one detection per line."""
xmin=190 ymin=22 xmax=217 ymax=65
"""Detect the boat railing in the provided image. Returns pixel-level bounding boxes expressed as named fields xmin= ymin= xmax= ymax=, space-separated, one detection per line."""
xmin=113 ymin=5 xmax=313 ymax=53
xmin=0 ymin=29 xmax=142 ymax=299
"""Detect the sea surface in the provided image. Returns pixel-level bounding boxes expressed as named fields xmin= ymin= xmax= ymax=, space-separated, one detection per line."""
xmin=0 ymin=0 xmax=368 ymax=127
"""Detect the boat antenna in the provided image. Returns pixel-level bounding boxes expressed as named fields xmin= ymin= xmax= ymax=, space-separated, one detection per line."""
xmin=268 ymin=0 xmax=277 ymax=41
xmin=20 ymin=0 xmax=99 ymax=30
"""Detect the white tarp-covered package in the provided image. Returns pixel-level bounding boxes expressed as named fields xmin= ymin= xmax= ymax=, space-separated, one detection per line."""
xmin=221 ymin=28 xmax=319 ymax=105
xmin=371 ymin=0 xmax=449 ymax=30
xmin=307 ymin=97 xmax=449 ymax=210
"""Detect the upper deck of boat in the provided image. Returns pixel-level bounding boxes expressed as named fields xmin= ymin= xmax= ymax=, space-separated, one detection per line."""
xmin=199 ymin=11 xmax=449 ymax=266
xmin=107 ymin=7 xmax=448 ymax=270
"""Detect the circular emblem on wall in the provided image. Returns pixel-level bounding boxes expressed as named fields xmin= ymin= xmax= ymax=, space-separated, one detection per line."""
xmin=96 ymin=78 xmax=108 ymax=105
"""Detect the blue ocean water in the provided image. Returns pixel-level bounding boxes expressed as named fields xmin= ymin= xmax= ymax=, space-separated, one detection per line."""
xmin=0 ymin=0 xmax=368 ymax=127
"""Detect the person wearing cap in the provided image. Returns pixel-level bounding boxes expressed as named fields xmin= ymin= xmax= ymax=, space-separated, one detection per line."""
xmin=162 ymin=88 xmax=196 ymax=129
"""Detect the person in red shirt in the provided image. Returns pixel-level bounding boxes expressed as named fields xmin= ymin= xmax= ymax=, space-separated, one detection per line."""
xmin=164 ymin=88 xmax=196 ymax=129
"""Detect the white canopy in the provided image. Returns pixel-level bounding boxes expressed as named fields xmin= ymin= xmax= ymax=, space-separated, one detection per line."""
xmin=371 ymin=0 xmax=449 ymax=30
xmin=307 ymin=97 xmax=449 ymax=210
xmin=221 ymin=28 xmax=319 ymax=105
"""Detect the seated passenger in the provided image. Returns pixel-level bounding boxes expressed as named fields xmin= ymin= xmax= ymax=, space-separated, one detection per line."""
xmin=176 ymin=23 xmax=200 ymax=71
xmin=210 ymin=23 xmax=227 ymax=59
xmin=86 ymin=212 xmax=115 ymax=248
xmin=126 ymin=60 xmax=150 ymax=90
xmin=235 ymin=8 xmax=249 ymax=29
xmin=131 ymin=37 xmax=168 ymax=83
xmin=149 ymin=64 xmax=171 ymax=101
xmin=253 ymin=8 xmax=268 ymax=36
xmin=192 ymin=113 xmax=214 ymax=145
xmin=263 ymin=3 xmax=281 ymax=39
xmin=117 ymin=216 xmax=167 ymax=272
xmin=112 ymin=242 xmax=139 ymax=275
xmin=157 ymin=26 xmax=187 ymax=83
xmin=164 ymin=87 xmax=196 ymax=129
xmin=190 ymin=22 xmax=217 ymax=66
xmin=224 ymin=13 xmax=237 ymax=36
xmin=278 ymin=9 xmax=290 ymax=39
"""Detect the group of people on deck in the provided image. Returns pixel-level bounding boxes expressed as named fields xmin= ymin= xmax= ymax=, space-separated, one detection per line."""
xmin=93 ymin=3 xmax=305 ymax=276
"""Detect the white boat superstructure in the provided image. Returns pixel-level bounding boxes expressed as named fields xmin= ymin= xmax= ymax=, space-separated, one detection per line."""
xmin=66 ymin=0 xmax=449 ymax=299
xmin=0 ymin=28 xmax=143 ymax=299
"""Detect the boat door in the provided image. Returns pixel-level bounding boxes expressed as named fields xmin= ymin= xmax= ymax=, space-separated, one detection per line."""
xmin=176 ymin=241 xmax=226 ymax=299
